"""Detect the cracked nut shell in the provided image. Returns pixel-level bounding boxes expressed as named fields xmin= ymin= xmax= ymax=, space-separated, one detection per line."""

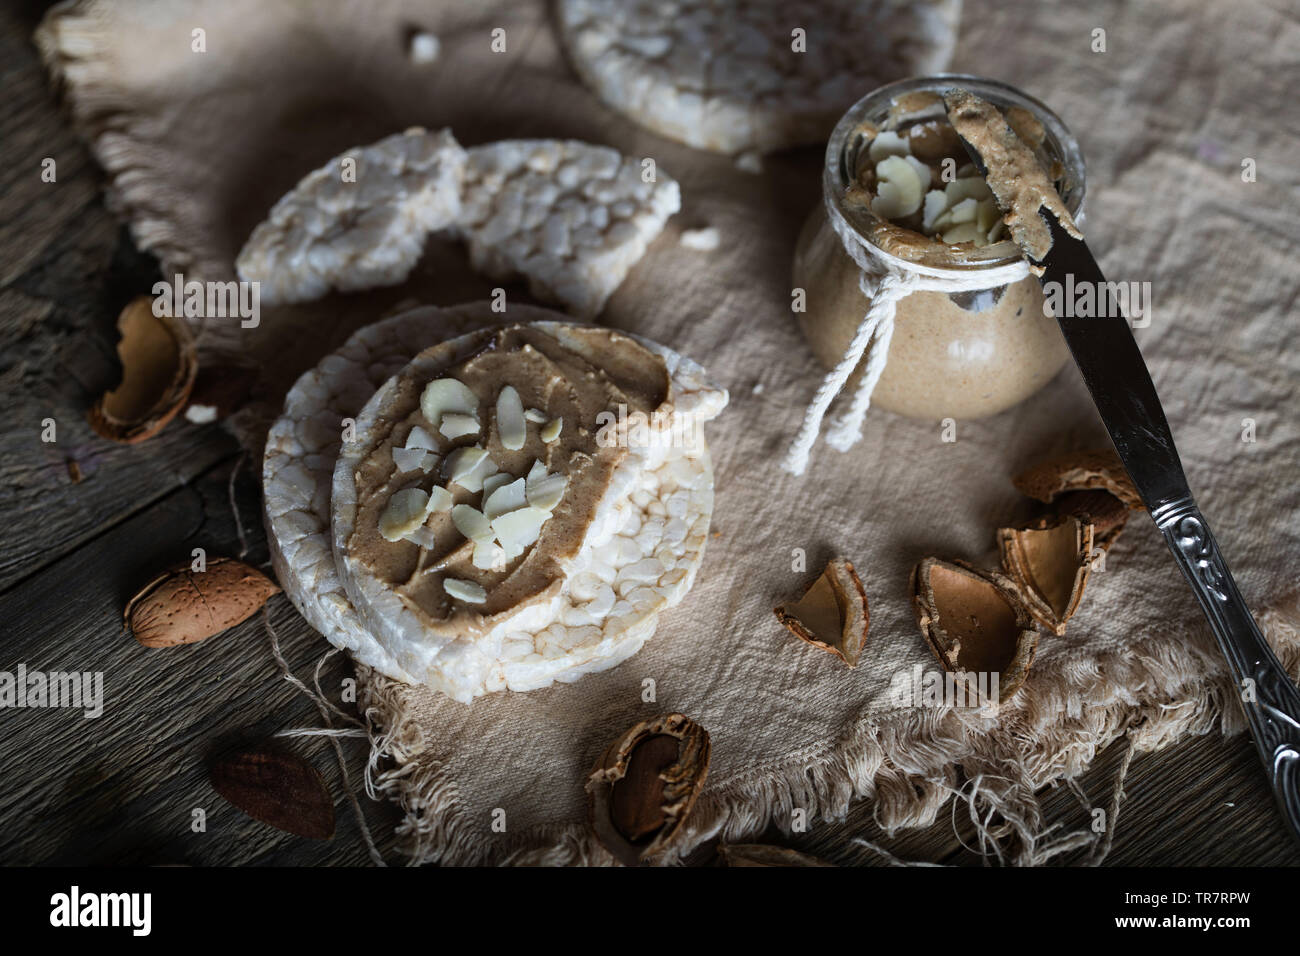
xmin=89 ymin=296 xmax=198 ymax=444
xmin=774 ymin=556 xmax=869 ymax=667
xmin=997 ymin=514 xmax=1093 ymax=635
xmin=125 ymin=557 xmax=280 ymax=648
xmin=586 ymin=713 xmax=710 ymax=866
xmin=1012 ymin=448 xmax=1142 ymax=549
xmin=910 ymin=558 xmax=1038 ymax=704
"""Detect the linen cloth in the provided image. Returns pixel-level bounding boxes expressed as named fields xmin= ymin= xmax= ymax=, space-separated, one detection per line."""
xmin=37 ymin=0 xmax=1300 ymax=864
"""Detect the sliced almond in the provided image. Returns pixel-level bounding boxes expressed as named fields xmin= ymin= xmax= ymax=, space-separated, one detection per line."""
xmin=921 ymin=189 xmax=948 ymax=231
xmin=425 ymin=485 xmax=454 ymax=514
xmin=903 ymin=154 xmax=932 ymax=190
xmin=391 ymin=446 xmax=427 ymax=473
xmin=483 ymin=477 xmax=528 ymax=520
xmin=405 ymin=425 xmax=438 ymax=450
xmin=944 ymin=176 xmax=992 ymax=204
xmin=867 ymin=129 xmax=910 ymax=162
xmin=871 ymin=155 xmax=923 ymax=220
xmin=975 ymin=197 xmax=999 ymax=233
xmin=481 ymin=472 xmax=514 ymax=499
xmin=773 ymin=557 xmax=869 ymax=667
xmin=419 ymin=377 xmax=478 ymax=426
xmin=586 ymin=713 xmax=711 ymax=867
xmin=472 ymin=539 xmax=506 ymax=571
xmin=947 ymin=197 xmax=978 ymax=224
xmin=527 ymin=458 xmax=548 ymax=483
xmin=526 ymin=473 xmax=568 ymax=513
xmin=451 ymin=504 xmax=494 ymax=542
xmin=443 ymin=445 xmax=486 ymax=483
xmin=941 ymin=222 xmax=986 ymax=246
xmin=910 ymin=558 xmax=1037 ymax=704
xmin=524 ymin=408 xmax=547 ymax=424
xmin=438 ymin=412 xmax=480 ymax=440
xmin=89 ymin=297 xmax=198 ymax=444
xmin=444 ymin=577 xmax=487 ymax=604
xmin=403 ymin=525 xmax=438 ymax=550
xmin=540 ymin=417 xmax=563 ymax=444
xmin=492 ymin=506 xmax=550 ymax=558
xmin=997 ymin=515 xmax=1093 ymax=635
xmin=379 ymin=488 xmax=429 ymax=542
xmin=496 ymin=385 xmax=527 ymax=451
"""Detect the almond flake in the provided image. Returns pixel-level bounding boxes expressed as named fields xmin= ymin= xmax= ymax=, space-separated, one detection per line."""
xmin=439 ymin=412 xmax=480 ymax=440
xmin=472 ymin=539 xmax=506 ymax=570
xmin=497 ymin=385 xmax=527 ymax=451
xmin=405 ymin=425 xmax=438 ymax=450
xmin=541 ymin=417 xmax=563 ymax=443
xmin=526 ymin=472 xmax=568 ymax=512
xmin=392 ymin=446 xmax=427 ymax=473
xmin=491 ymin=506 xmax=550 ymax=558
xmin=444 ymin=577 xmax=487 ymax=604
xmin=420 ymin=378 xmax=478 ymax=426
xmin=379 ymin=488 xmax=429 ymax=542
xmin=451 ymin=504 xmax=494 ymax=542
xmin=524 ymin=408 xmax=547 ymax=424
xmin=483 ymin=477 xmax=528 ymax=520
xmin=481 ymin=472 xmax=513 ymax=499
xmin=425 ymin=485 xmax=454 ymax=514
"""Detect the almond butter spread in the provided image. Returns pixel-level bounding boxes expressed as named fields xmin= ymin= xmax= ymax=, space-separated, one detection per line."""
xmin=346 ymin=324 xmax=669 ymax=636
xmin=942 ymin=88 xmax=1082 ymax=265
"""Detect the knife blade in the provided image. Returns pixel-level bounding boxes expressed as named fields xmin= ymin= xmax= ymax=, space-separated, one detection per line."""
xmin=953 ymin=118 xmax=1300 ymax=845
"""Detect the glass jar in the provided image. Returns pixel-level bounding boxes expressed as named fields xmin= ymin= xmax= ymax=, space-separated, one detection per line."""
xmin=792 ymin=75 xmax=1086 ymax=420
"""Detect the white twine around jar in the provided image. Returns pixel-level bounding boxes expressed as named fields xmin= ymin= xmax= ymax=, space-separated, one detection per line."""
xmin=782 ymin=204 xmax=1032 ymax=476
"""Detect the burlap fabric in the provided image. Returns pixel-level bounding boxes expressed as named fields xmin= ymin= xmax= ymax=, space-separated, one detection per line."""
xmin=37 ymin=0 xmax=1300 ymax=864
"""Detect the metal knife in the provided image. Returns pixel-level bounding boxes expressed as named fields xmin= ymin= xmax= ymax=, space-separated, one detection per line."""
xmin=954 ymin=128 xmax=1300 ymax=845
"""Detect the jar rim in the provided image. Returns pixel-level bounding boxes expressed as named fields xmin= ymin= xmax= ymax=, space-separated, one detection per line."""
xmin=824 ymin=74 xmax=1087 ymax=275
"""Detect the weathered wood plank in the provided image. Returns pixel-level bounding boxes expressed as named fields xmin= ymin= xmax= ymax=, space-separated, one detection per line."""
xmin=0 ymin=461 xmax=399 ymax=866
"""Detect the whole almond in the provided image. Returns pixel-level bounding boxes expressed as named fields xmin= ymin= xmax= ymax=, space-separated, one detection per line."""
xmin=125 ymin=557 xmax=279 ymax=648
xmin=210 ymin=745 xmax=335 ymax=839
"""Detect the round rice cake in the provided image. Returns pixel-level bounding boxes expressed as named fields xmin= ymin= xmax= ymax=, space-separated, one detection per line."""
xmin=236 ymin=128 xmax=467 ymax=305
xmin=455 ymin=140 xmax=681 ymax=318
xmin=263 ymin=302 xmax=560 ymax=682
xmin=557 ymin=0 xmax=962 ymax=155
xmin=331 ymin=316 xmax=727 ymax=703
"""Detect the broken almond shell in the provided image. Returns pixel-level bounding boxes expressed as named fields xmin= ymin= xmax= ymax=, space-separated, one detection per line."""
xmin=773 ymin=557 xmax=870 ymax=667
xmin=1013 ymin=448 xmax=1143 ymax=508
xmin=586 ymin=713 xmax=710 ymax=867
xmin=89 ymin=297 xmax=198 ymax=444
xmin=1013 ymin=448 xmax=1143 ymax=549
xmin=910 ymin=558 xmax=1037 ymax=704
xmin=125 ymin=557 xmax=280 ymax=648
xmin=997 ymin=514 xmax=1093 ymax=635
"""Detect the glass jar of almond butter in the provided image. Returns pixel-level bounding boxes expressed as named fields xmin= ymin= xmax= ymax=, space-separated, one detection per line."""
xmin=792 ymin=75 xmax=1086 ymax=420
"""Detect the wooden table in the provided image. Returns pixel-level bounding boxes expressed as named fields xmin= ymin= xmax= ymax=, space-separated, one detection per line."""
xmin=2 ymin=2 xmax=1296 ymax=867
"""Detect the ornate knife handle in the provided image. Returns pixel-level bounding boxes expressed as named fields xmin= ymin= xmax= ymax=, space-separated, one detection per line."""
xmin=1152 ymin=500 xmax=1300 ymax=843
